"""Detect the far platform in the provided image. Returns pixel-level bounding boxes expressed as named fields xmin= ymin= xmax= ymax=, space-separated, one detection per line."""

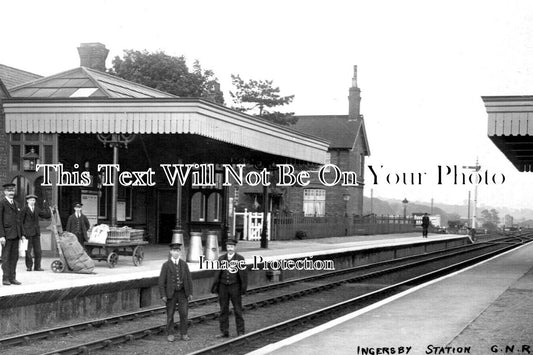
xmin=0 ymin=232 xmax=467 ymax=297
xmin=251 ymin=236 xmax=533 ymax=355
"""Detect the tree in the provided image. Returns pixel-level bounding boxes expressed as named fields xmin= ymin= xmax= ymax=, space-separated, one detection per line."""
xmin=480 ymin=209 xmax=500 ymax=231
xmin=109 ymin=50 xmax=224 ymax=104
xmin=230 ymin=74 xmax=296 ymax=125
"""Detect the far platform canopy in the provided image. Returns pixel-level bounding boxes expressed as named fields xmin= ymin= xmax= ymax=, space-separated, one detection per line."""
xmin=3 ymin=66 xmax=329 ymax=164
xmin=483 ymin=95 xmax=533 ymax=172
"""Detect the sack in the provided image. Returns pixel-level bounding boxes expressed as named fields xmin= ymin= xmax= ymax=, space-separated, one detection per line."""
xmin=59 ymin=232 xmax=95 ymax=273
xmin=89 ymin=224 xmax=109 ymax=244
xmin=19 ymin=238 xmax=28 ymax=257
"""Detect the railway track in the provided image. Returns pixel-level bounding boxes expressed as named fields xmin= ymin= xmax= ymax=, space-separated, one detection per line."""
xmin=191 ymin=234 xmax=533 ymax=354
xmin=0 ymin=234 xmax=529 ymax=355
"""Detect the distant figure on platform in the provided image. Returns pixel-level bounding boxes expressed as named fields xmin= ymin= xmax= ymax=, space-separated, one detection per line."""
xmin=211 ymin=239 xmax=248 ymax=338
xmin=159 ymin=237 xmax=193 ymax=342
xmin=0 ymin=183 xmax=24 ymax=286
xmin=66 ymin=202 xmax=90 ymax=247
xmin=422 ymin=213 xmax=430 ymax=238
xmin=21 ymin=195 xmax=51 ymax=271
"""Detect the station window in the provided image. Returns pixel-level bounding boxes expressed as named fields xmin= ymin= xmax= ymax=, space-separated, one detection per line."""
xmin=9 ymin=133 xmax=54 ymax=172
xmin=303 ymin=189 xmax=326 ymax=217
xmin=191 ymin=171 xmax=223 ymax=222
xmin=191 ymin=192 xmax=206 ymax=222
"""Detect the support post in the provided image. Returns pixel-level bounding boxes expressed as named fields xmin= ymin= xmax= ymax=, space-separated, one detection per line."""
xmin=261 ymin=184 xmax=269 ymax=249
xmin=110 ymin=142 xmax=119 ymax=227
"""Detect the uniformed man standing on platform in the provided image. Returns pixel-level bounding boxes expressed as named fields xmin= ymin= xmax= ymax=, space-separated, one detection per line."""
xmin=0 ymin=183 xmax=24 ymax=286
xmin=21 ymin=194 xmax=51 ymax=271
xmin=159 ymin=237 xmax=193 ymax=342
xmin=211 ymin=239 xmax=248 ymax=338
xmin=66 ymin=202 xmax=90 ymax=247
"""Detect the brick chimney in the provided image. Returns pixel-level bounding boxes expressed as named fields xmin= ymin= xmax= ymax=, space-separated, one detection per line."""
xmin=77 ymin=43 xmax=109 ymax=71
xmin=348 ymin=65 xmax=361 ymax=120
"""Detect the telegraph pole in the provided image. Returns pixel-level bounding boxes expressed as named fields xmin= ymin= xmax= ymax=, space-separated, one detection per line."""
xmin=463 ymin=159 xmax=481 ymax=229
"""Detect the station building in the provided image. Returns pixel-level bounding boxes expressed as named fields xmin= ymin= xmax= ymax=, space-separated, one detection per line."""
xmin=0 ymin=43 xmax=329 ymax=252
xmin=236 ymin=67 xmax=370 ymax=218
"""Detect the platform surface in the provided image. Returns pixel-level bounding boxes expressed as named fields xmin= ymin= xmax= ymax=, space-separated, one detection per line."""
xmin=250 ymin=240 xmax=533 ymax=355
xmin=0 ymin=232 xmax=465 ymax=297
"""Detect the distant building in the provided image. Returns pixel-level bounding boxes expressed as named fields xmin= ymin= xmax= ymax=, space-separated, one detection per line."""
xmin=504 ymin=214 xmax=514 ymax=228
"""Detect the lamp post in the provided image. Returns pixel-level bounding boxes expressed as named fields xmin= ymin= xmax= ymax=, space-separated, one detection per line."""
xmin=402 ymin=198 xmax=409 ymax=220
xmin=97 ymin=133 xmax=136 ymax=227
xmin=463 ymin=159 xmax=481 ymax=229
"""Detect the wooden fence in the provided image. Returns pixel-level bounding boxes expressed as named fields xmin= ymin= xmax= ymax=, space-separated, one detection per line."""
xmin=271 ymin=214 xmax=417 ymax=240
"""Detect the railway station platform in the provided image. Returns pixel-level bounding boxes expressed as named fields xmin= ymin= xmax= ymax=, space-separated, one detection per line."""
xmin=251 ymin=239 xmax=533 ymax=355
xmin=0 ymin=232 xmax=470 ymax=336
xmin=0 ymin=232 xmax=465 ymax=297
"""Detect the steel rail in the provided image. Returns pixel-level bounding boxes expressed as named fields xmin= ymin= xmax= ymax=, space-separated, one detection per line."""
xmin=189 ymin=237 xmax=532 ymax=355
xmin=0 ymin=235 xmax=491 ymax=348
xmin=35 ymin=234 xmax=530 ymax=355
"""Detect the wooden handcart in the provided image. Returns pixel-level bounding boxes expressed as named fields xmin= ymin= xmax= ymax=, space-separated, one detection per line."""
xmin=85 ymin=241 xmax=148 ymax=268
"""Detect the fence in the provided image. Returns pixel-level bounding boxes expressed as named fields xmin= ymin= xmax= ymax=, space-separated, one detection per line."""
xmin=271 ymin=214 xmax=417 ymax=240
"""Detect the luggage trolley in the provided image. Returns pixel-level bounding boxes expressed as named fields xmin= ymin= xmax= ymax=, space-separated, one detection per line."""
xmin=85 ymin=227 xmax=147 ymax=268
xmin=48 ymin=206 xmax=93 ymax=273
xmin=85 ymin=240 xmax=148 ymax=268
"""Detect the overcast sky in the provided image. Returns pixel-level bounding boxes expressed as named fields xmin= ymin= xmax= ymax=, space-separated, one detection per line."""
xmin=2 ymin=0 xmax=533 ymax=211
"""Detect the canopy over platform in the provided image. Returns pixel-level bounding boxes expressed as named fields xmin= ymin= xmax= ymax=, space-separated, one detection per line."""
xmin=483 ymin=95 xmax=533 ymax=172
xmin=3 ymin=98 xmax=328 ymax=164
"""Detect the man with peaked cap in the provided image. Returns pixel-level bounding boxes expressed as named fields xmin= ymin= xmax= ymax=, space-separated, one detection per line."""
xmin=0 ymin=183 xmax=25 ymax=285
xmin=21 ymin=194 xmax=51 ymax=271
xmin=158 ymin=235 xmax=193 ymax=342
xmin=66 ymin=202 xmax=90 ymax=247
xmin=211 ymin=238 xmax=248 ymax=338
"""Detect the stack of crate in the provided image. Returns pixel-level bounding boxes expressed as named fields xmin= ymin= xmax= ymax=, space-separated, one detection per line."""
xmin=106 ymin=227 xmax=131 ymax=243
xmin=106 ymin=227 xmax=145 ymax=243
xmin=129 ymin=229 xmax=144 ymax=242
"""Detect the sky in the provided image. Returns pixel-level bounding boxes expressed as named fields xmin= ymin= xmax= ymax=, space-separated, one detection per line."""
xmin=1 ymin=0 xmax=533 ymax=211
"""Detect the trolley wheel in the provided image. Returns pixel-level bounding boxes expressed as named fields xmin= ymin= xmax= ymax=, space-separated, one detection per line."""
xmin=51 ymin=260 xmax=65 ymax=273
xmin=107 ymin=252 xmax=119 ymax=268
xmin=132 ymin=246 xmax=144 ymax=266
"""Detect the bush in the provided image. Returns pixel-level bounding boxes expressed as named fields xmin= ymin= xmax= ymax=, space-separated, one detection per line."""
xmin=295 ymin=230 xmax=307 ymax=240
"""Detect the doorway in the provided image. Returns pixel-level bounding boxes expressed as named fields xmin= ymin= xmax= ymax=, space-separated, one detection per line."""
xmin=157 ymin=189 xmax=176 ymax=244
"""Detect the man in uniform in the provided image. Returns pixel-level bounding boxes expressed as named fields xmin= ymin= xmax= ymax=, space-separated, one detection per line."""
xmin=0 ymin=183 xmax=24 ymax=285
xmin=66 ymin=202 xmax=90 ymax=247
xmin=21 ymin=194 xmax=51 ymax=271
xmin=159 ymin=238 xmax=193 ymax=342
xmin=211 ymin=239 xmax=248 ymax=338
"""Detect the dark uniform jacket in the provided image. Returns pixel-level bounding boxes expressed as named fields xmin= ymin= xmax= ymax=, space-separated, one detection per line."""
xmin=65 ymin=213 xmax=90 ymax=241
xmin=21 ymin=205 xmax=50 ymax=237
xmin=0 ymin=198 xmax=21 ymax=240
xmin=159 ymin=258 xmax=193 ymax=299
xmin=422 ymin=216 xmax=430 ymax=227
xmin=211 ymin=253 xmax=248 ymax=295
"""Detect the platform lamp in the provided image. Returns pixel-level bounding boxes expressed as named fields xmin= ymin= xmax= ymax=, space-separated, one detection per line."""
xmin=402 ymin=198 xmax=409 ymax=220
xmin=22 ymin=148 xmax=39 ymax=171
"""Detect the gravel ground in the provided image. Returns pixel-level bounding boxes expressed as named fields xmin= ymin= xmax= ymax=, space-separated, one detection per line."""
xmin=0 ymin=281 xmax=383 ymax=355
xmin=1 ymin=244 xmax=507 ymax=355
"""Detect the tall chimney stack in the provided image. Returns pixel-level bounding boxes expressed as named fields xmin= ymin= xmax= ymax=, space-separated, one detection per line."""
xmin=348 ymin=65 xmax=361 ymax=120
xmin=77 ymin=43 xmax=109 ymax=71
